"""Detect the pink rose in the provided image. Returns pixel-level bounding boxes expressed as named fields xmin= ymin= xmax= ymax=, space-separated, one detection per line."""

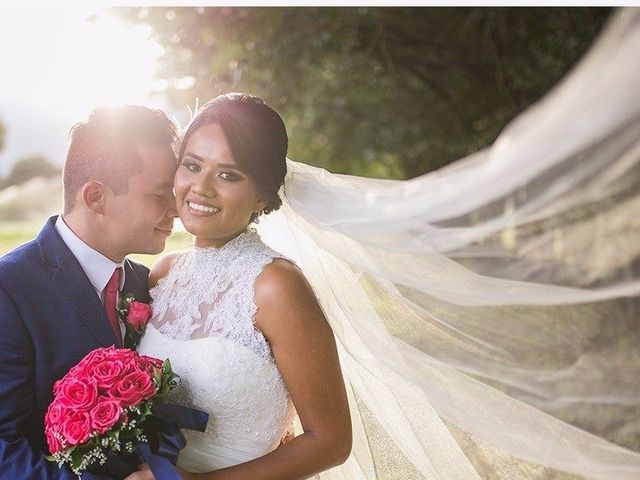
xmin=61 ymin=410 xmax=92 ymax=445
xmin=45 ymin=427 xmax=64 ymax=454
xmin=78 ymin=347 xmax=111 ymax=365
xmin=68 ymin=347 xmax=112 ymax=374
xmin=52 ymin=378 xmax=64 ymax=396
xmin=108 ymin=349 xmax=144 ymax=379
xmin=126 ymin=302 xmax=152 ymax=331
xmin=58 ymin=378 xmax=98 ymax=411
xmin=89 ymin=398 xmax=123 ymax=434
xmin=88 ymin=359 xmax=127 ymax=390
xmin=62 ymin=347 xmax=116 ymax=385
xmin=138 ymin=355 xmax=164 ymax=374
xmin=109 ymin=371 xmax=156 ymax=406
xmin=44 ymin=400 xmax=66 ymax=429
xmin=63 ymin=364 xmax=90 ymax=383
xmin=104 ymin=347 xmax=137 ymax=364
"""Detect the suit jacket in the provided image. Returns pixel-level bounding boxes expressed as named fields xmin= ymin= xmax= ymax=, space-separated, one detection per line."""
xmin=0 ymin=216 xmax=150 ymax=479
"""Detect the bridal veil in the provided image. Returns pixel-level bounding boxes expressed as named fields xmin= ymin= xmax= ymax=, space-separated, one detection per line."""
xmin=257 ymin=8 xmax=640 ymax=479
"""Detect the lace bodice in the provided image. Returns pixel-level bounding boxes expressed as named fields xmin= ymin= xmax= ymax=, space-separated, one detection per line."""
xmin=137 ymin=230 xmax=296 ymax=471
xmin=149 ymin=229 xmax=285 ymax=358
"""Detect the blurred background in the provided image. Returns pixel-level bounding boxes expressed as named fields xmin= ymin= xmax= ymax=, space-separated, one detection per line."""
xmin=0 ymin=6 xmax=612 ymax=263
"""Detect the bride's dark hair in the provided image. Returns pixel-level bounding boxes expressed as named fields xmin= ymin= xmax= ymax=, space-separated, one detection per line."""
xmin=179 ymin=93 xmax=288 ymax=219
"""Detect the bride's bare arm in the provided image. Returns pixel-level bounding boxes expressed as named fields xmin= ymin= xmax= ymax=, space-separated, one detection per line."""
xmin=148 ymin=253 xmax=178 ymax=288
xmin=188 ymin=258 xmax=352 ymax=480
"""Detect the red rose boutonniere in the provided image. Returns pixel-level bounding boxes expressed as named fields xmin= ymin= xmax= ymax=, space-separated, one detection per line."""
xmin=117 ymin=294 xmax=152 ymax=350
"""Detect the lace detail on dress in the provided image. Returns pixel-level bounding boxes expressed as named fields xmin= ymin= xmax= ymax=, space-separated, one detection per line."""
xmin=138 ymin=324 xmax=297 ymax=462
xmin=149 ymin=229 xmax=286 ymax=359
xmin=138 ymin=229 xmax=297 ymax=468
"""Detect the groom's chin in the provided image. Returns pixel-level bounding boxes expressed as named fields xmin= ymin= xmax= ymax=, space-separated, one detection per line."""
xmin=134 ymin=234 xmax=171 ymax=256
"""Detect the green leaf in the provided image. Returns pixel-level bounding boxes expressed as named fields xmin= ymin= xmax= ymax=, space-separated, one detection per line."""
xmin=108 ymin=429 xmax=120 ymax=443
xmin=71 ymin=451 xmax=84 ymax=470
xmin=162 ymin=359 xmax=173 ymax=375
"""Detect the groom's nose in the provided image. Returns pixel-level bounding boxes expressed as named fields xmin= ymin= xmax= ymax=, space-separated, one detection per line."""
xmin=167 ymin=192 xmax=178 ymax=218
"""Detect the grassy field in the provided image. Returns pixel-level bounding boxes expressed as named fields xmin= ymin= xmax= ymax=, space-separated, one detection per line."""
xmin=0 ymin=222 xmax=194 ymax=267
xmin=0 ymin=222 xmax=40 ymax=255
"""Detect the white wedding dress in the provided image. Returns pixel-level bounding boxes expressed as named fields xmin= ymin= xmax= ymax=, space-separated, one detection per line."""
xmin=137 ymin=230 xmax=296 ymax=472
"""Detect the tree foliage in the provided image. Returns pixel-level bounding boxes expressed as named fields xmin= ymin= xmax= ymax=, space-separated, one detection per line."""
xmin=1 ymin=155 xmax=61 ymax=189
xmin=118 ymin=7 xmax=611 ymax=179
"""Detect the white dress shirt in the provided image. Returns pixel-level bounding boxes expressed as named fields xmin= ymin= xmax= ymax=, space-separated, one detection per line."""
xmin=55 ymin=216 xmax=126 ymax=336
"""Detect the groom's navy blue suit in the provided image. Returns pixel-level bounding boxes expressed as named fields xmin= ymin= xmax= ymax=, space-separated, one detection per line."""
xmin=0 ymin=216 xmax=150 ymax=479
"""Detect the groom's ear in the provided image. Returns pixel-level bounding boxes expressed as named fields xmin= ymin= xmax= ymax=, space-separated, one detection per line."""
xmin=81 ymin=181 xmax=106 ymax=214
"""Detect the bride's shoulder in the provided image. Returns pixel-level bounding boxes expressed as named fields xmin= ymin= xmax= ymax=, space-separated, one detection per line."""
xmin=148 ymin=252 xmax=180 ymax=288
xmin=253 ymin=257 xmax=327 ymax=344
xmin=254 ymin=259 xmax=315 ymax=316
xmin=255 ymin=258 xmax=304 ymax=296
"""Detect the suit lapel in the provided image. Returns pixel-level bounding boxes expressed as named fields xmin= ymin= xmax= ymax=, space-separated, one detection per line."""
xmin=122 ymin=259 xmax=150 ymax=304
xmin=37 ymin=216 xmax=121 ymax=347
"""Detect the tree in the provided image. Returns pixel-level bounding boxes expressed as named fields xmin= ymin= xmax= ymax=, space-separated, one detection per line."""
xmin=3 ymin=155 xmax=61 ymax=188
xmin=117 ymin=7 xmax=611 ymax=179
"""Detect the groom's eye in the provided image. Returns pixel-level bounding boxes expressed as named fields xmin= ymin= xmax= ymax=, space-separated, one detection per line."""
xmin=153 ymin=191 xmax=171 ymax=199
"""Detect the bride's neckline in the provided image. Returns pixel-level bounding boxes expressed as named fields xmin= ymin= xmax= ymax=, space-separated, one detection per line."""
xmin=191 ymin=229 xmax=261 ymax=256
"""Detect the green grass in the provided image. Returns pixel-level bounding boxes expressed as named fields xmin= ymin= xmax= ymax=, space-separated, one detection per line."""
xmin=0 ymin=223 xmax=39 ymax=255
xmin=0 ymin=224 xmax=194 ymax=268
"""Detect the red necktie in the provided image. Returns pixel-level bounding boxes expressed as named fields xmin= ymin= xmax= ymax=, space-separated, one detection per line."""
xmin=104 ymin=267 xmax=122 ymax=346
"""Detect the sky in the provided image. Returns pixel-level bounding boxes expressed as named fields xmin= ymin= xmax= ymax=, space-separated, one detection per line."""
xmin=0 ymin=6 xmax=168 ymax=175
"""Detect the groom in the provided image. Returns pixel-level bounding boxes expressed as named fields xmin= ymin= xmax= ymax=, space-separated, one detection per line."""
xmin=0 ymin=106 xmax=178 ymax=479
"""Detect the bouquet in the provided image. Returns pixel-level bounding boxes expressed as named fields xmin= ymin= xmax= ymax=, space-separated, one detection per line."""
xmin=45 ymin=346 xmax=179 ymax=475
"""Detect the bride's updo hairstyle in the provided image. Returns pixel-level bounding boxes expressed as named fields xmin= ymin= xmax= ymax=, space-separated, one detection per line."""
xmin=179 ymin=92 xmax=288 ymax=219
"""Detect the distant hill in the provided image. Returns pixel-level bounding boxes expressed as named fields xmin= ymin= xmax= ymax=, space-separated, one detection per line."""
xmin=0 ymin=175 xmax=62 ymax=223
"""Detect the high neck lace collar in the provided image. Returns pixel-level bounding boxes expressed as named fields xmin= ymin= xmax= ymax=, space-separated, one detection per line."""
xmin=192 ymin=229 xmax=261 ymax=258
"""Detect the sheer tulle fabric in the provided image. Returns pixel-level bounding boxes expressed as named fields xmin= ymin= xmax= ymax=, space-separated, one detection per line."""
xmin=257 ymin=9 xmax=640 ymax=479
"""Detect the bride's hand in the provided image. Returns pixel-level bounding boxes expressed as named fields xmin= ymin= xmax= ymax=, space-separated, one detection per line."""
xmin=176 ymin=466 xmax=201 ymax=480
xmin=123 ymin=463 xmax=154 ymax=480
xmin=122 ymin=464 xmax=202 ymax=480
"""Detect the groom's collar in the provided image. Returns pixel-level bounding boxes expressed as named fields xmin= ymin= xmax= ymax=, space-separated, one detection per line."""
xmin=54 ymin=215 xmax=125 ymax=294
xmin=36 ymin=215 xmax=126 ymax=293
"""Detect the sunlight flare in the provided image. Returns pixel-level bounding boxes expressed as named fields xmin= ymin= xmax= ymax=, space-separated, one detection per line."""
xmin=0 ymin=6 xmax=163 ymax=120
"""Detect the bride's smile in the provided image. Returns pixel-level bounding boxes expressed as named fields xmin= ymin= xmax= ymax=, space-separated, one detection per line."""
xmin=173 ymin=123 xmax=266 ymax=248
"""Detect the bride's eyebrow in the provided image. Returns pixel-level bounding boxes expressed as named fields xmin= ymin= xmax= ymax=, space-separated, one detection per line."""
xmin=181 ymin=154 xmax=240 ymax=170
xmin=181 ymin=152 xmax=203 ymax=162
xmin=216 ymin=163 xmax=242 ymax=170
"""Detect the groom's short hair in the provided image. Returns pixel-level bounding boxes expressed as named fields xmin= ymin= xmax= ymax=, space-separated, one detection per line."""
xmin=62 ymin=105 xmax=178 ymax=214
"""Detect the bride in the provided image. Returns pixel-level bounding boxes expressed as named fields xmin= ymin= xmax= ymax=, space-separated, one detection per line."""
xmin=135 ymin=92 xmax=352 ymax=479
xmin=138 ymin=7 xmax=640 ymax=480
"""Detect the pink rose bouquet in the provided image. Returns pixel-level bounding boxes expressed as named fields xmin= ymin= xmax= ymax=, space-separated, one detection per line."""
xmin=45 ymin=346 xmax=178 ymax=475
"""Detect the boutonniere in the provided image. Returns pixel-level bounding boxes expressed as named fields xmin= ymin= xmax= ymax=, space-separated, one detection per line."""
xmin=117 ymin=293 xmax=152 ymax=350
